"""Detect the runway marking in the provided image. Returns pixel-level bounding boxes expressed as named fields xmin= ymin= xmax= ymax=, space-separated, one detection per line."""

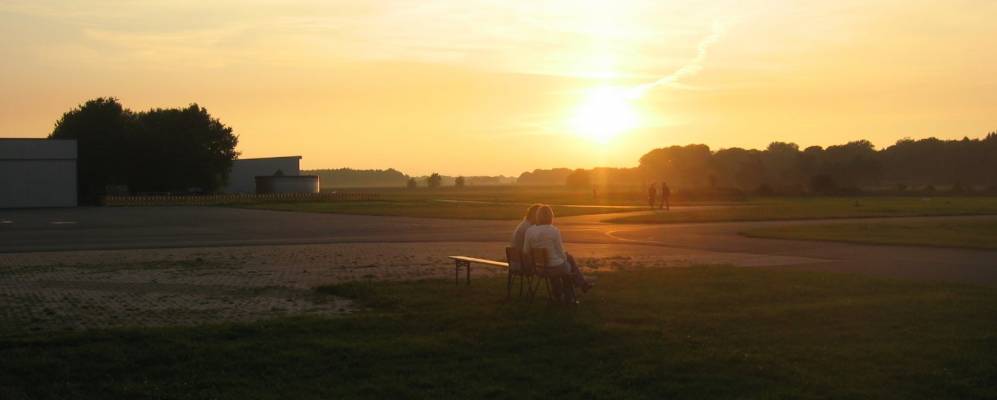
xmin=49 ymin=221 xmax=78 ymax=225
xmin=0 ymin=220 xmax=13 ymax=224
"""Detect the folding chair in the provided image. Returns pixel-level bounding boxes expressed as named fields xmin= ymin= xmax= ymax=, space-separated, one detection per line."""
xmin=529 ymin=248 xmax=576 ymax=304
xmin=504 ymin=247 xmax=533 ymax=299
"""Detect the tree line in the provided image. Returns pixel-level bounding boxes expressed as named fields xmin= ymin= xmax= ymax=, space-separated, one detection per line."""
xmin=48 ymin=97 xmax=995 ymax=197
xmin=549 ymin=134 xmax=997 ymax=193
xmin=49 ymin=98 xmax=238 ymax=202
xmin=303 ymin=168 xmax=517 ymax=188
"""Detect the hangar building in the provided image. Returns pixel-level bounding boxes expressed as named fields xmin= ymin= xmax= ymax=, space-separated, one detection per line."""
xmin=223 ymin=156 xmax=303 ymax=194
xmin=0 ymin=139 xmax=78 ymax=208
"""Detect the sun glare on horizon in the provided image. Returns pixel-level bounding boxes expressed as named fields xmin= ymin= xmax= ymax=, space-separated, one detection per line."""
xmin=569 ymin=86 xmax=639 ymax=143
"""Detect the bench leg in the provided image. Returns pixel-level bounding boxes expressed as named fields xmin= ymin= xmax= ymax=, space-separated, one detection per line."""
xmin=454 ymin=260 xmax=471 ymax=286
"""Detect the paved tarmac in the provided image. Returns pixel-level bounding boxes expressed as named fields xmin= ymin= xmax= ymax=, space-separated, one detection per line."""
xmin=2 ymin=206 xmax=996 ymax=285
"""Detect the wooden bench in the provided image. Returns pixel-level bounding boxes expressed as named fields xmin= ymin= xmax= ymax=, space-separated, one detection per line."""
xmin=449 ymin=250 xmax=574 ymax=304
xmin=448 ymin=256 xmax=508 ymax=286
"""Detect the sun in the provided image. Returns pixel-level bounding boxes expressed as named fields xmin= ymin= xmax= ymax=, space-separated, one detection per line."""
xmin=569 ymin=86 xmax=639 ymax=143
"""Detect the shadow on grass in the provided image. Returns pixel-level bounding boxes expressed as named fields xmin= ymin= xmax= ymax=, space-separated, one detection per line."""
xmin=2 ymin=267 xmax=996 ymax=399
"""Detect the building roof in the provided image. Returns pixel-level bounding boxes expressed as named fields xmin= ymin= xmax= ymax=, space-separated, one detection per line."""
xmin=0 ymin=139 xmax=77 ymax=160
xmin=234 ymin=156 xmax=302 ymax=162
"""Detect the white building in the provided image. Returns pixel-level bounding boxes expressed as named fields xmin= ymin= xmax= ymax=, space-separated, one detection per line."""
xmin=0 ymin=139 xmax=77 ymax=208
xmin=223 ymin=156 xmax=302 ymax=194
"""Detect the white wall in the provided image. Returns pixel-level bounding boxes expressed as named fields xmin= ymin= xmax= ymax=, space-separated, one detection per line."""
xmin=223 ymin=156 xmax=301 ymax=193
xmin=0 ymin=139 xmax=77 ymax=208
xmin=255 ymin=176 xmax=320 ymax=194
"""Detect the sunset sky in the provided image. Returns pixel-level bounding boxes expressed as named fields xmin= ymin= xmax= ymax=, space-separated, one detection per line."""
xmin=1 ymin=0 xmax=995 ymax=176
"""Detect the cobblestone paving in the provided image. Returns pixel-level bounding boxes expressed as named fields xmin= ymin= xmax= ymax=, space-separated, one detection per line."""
xmin=0 ymin=242 xmax=821 ymax=336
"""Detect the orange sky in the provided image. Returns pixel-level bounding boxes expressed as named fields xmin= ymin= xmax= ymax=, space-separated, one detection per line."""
xmin=1 ymin=1 xmax=995 ymax=175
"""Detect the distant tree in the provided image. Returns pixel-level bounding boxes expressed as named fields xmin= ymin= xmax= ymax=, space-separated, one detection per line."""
xmin=406 ymin=177 xmax=418 ymax=189
xmin=762 ymin=142 xmax=802 ymax=186
xmin=516 ymin=131 xmax=996 ymax=194
xmin=821 ymin=140 xmax=881 ymax=188
xmin=638 ymin=144 xmax=712 ymax=187
xmin=585 ymin=167 xmax=643 ymax=186
xmin=516 ymin=168 xmax=575 ymax=185
xmin=809 ymin=174 xmax=837 ymax=195
xmin=427 ymin=173 xmax=442 ymax=188
xmin=454 ymin=176 xmax=466 ymax=188
xmin=565 ymin=169 xmax=592 ymax=188
xmin=712 ymin=148 xmax=765 ymax=190
xmin=49 ymin=98 xmax=239 ymax=200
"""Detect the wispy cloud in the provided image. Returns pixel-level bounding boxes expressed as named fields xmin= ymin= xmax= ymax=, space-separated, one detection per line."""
xmin=630 ymin=20 xmax=727 ymax=97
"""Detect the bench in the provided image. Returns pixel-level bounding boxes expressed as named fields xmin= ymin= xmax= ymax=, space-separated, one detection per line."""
xmin=448 ymin=250 xmax=575 ymax=304
xmin=448 ymin=256 xmax=508 ymax=286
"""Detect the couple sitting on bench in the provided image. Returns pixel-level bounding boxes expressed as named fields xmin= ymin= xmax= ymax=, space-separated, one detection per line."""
xmin=511 ymin=204 xmax=594 ymax=296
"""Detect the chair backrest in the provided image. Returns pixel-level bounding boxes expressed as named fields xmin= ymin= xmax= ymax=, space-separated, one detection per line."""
xmin=530 ymin=248 xmax=548 ymax=269
xmin=505 ymin=247 xmax=523 ymax=272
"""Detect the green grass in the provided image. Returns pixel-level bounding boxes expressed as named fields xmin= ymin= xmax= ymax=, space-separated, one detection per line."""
xmin=743 ymin=219 xmax=997 ymax=250
xmin=236 ymin=186 xmax=733 ymax=220
xmin=238 ymin=189 xmax=997 ymax=222
xmin=3 ymin=267 xmax=996 ymax=399
xmin=365 ymin=186 xmax=649 ymax=206
xmin=607 ymin=196 xmax=997 ymax=224
xmin=239 ymin=200 xmax=632 ymax=220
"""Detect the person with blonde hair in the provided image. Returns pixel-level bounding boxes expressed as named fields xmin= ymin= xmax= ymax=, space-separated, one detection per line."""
xmin=523 ymin=205 xmax=593 ymax=293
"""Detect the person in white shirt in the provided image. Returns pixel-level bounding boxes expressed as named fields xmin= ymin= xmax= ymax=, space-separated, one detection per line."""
xmin=523 ymin=205 xmax=593 ymax=292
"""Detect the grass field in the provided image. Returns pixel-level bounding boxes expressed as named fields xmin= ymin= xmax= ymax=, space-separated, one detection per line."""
xmin=238 ymin=186 xmax=666 ymax=219
xmin=607 ymin=196 xmax=997 ymax=224
xmin=239 ymin=199 xmax=632 ymax=220
xmin=743 ymin=219 xmax=997 ymax=250
xmin=240 ymin=186 xmax=997 ymax=222
xmin=3 ymin=267 xmax=995 ymax=399
xmin=363 ymin=186 xmax=651 ymax=206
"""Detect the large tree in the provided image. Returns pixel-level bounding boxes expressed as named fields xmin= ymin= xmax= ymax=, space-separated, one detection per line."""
xmin=49 ymin=98 xmax=239 ymax=201
xmin=128 ymin=105 xmax=239 ymax=193
xmin=49 ymin=98 xmax=136 ymax=202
